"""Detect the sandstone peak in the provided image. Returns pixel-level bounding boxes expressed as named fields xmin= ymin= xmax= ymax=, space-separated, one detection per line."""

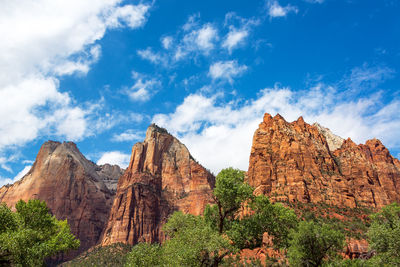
xmin=273 ymin=113 xmax=286 ymax=122
xmin=296 ymin=116 xmax=305 ymax=124
xmin=0 ymin=141 xmax=123 ymax=259
xmin=263 ymin=113 xmax=273 ymax=123
xmin=248 ymin=112 xmax=400 ymax=208
xmin=101 ymin=124 xmax=215 ymax=246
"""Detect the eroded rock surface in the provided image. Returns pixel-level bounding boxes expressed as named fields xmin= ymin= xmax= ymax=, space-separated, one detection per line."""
xmin=101 ymin=124 xmax=215 ymax=246
xmin=247 ymin=113 xmax=400 ymax=208
xmin=0 ymin=141 xmax=122 ymax=258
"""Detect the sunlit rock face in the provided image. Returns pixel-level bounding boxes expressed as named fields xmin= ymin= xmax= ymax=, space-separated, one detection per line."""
xmin=101 ymin=124 xmax=215 ymax=246
xmin=247 ymin=113 xmax=400 ymax=208
xmin=0 ymin=141 xmax=123 ymax=258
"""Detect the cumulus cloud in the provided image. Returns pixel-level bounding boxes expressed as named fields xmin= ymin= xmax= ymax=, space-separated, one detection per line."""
xmin=154 ymin=66 xmax=399 ymax=174
xmin=97 ymin=151 xmax=131 ymax=168
xmin=267 ymin=0 xmax=298 ymax=18
xmin=0 ymin=0 xmax=152 ymax=156
xmin=208 ymin=60 xmax=248 ymax=83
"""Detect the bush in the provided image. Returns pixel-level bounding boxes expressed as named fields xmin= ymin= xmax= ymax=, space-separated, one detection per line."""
xmin=288 ymin=221 xmax=345 ymax=267
xmin=0 ymin=200 xmax=79 ymax=266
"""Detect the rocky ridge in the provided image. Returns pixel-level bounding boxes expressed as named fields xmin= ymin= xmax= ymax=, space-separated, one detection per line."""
xmin=101 ymin=124 xmax=215 ymax=246
xmin=247 ymin=113 xmax=400 ymax=208
xmin=0 ymin=141 xmax=123 ymax=258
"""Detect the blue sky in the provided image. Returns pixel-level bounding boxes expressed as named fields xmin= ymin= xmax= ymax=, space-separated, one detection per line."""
xmin=0 ymin=0 xmax=399 ymax=185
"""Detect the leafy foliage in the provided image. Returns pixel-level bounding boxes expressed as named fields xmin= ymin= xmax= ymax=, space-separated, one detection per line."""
xmin=205 ymin=168 xmax=298 ymax=251
xmin=209 ymin=168 xmax=253 ymax=233
xmin=162 ymin=212 xmax=233 ymax=266
xmin=287 ymin=220 xmax=345 ymax=267
xmin=0 ymin=200 xmax=80 ymax=266
xmin=124 ymin=243 xmax=161 ymax=267
xmin=61 ymin=243 xmax=132 ymax=267
xmin=367 ymin=202 xmax=400 ymax=266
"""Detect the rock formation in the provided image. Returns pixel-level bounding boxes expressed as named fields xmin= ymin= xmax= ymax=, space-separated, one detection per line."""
xmin=247 ymin=113 xmax=400 ymax=209
xmin=0 ymin=141 xmax=123 ymax=258
xmin=101 ymin=124 xmax=215 ymax=246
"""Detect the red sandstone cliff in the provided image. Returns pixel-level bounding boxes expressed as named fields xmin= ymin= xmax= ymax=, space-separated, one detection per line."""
xmin=101 ymin=124 xmax=215 ymax=246
xmin=247 ymin=113 xmax=400 ymax=208
xmin=0 ymin=141 xmax=123 ymax=258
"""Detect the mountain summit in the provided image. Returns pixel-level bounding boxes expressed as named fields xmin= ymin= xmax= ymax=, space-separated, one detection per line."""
xmin=247 ymin=113 xmax=400 ymax=208
xmin=0 ymin=141 xmax=123 ymax=258
xmin=101 ymin=124 xmax=215 ymax=246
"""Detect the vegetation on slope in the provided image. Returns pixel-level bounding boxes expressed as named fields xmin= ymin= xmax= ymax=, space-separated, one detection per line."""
xmin=0 ymin=199 xmax=79 ymax=266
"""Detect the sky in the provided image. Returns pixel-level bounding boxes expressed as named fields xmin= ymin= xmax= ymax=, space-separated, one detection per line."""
xmin=0 ymin=0 xmax=399 ymax=185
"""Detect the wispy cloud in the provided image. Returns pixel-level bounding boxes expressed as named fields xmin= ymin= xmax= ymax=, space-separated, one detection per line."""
xmin=137 ymin=12 xmax=260 ymax=67
xmin=208 ymin=60 xmax=248 ymax=84
xmin=267 ymin=0 xmax=298 ymax=18
xmin=304 ymin=0 xmax=324 ymax=3
xmin=112 ymin=129 xmax=144 ymax=142
xmin=125 ymin=71 xmax=161 ymax=102
xmin=222 ymin=13 xmax=260 ymax=53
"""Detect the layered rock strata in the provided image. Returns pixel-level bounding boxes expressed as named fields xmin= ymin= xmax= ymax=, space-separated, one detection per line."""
xmin=101 ymin=124 xmax=215 ymax=245
xmin=247 ymin=113 xmax=400 ymax=209
xmin=0 ymin=141 xmax=123 ymax=257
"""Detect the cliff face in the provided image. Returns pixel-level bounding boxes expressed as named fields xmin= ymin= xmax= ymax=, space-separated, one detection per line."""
xmin=101 ymin=124 xmax=215 ymax=246
xmin=247 ymin=113 xmax=400 ymax=209
xmin=0 ymin=141 xmax=123 ymax=257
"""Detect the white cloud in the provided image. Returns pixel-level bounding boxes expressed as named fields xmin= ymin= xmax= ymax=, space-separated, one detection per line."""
xmin=153 ymin=71 xmax=400 ymax=174
xmin=267 ymin=0 xmax=298 ymax=18
xmin=175 ymin=23 xmax=219 ymax=60
xmin=14 ymin=165 xmax=32 ymax=181
xmin=0 ymin=0 xmax=151 ymax=154
xmin=345 ymin=63 xmax=394 ymax=93
xmin=0 ymin=165 xmax=32 ymax=187
xmin=222 ymin=13 xmax=260 ymax=53
xmin=304 ymin=0 xmax=324 ymax=3
xmin=106 ymin=4 xmax=150 ymax=29
xmin=161 ymin=36 xmax=173 ymax=49
xmin=112 ymin=129 xmax=143 ymax=142
xmin=222 ymin=29 xmax=249 ymax=53
xmin=97 ymin=151 xmax=131 ymax=168
xmin=138 ymin=13 xmax=260 ymax=66
xmin=126 ymin=72 xmax=161 ymax=102
xmin=208 ymin=60 xmax=248 ymax=83
xmin=137 ymin=48 xmax=167 ymax=65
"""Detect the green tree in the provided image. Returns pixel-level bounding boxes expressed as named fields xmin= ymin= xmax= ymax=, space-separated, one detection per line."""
xmin=0 ymin=199 xmax=80 ymax=266
xmin=204 ymin=167 xmax=298 ymax=250
xmin=287 ymin=220 xmax=345 ymax=267
xmin=367 ymin=202 xmax=400 ymax=266
xmin=125 ymin=242 xmax=162 ymax=267
xmin=209 ymin=168 xmax=253 ymax=234
xmin=162 ymin=212 xmax=233 ymax=267
xmin=125 ymin=167 xmax=298 ymax=266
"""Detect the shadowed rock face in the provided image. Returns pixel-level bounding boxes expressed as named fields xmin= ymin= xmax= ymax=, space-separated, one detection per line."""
xmin=0 ymin=141 xmax=123 ymax=258
xmin=101 ymin=124 xmax=215 ymax=246
xmin=247 ymin=113 xmax=400 ymax=209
